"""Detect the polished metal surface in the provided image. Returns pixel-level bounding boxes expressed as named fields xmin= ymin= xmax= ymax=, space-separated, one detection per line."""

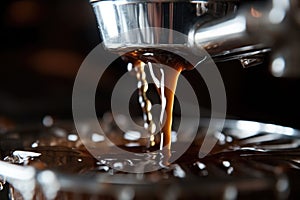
xmin=91 ymin=0 xmax=300 ymax=77
xmin=1 ymin=118 xmax=300 ymax=199
xmin=91 ymin=0 xmax=239 ymax=50
xmin=193 ymin=0 xmax=300 ymax=76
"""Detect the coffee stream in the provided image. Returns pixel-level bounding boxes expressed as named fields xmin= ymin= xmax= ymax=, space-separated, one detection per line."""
xmin=122 ymin=48 xmax=193 ymax=161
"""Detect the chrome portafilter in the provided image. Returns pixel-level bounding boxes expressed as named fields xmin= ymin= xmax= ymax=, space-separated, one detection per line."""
xmin=90 ymin=0 xmax=239 ymax=50
xmin=90 ymin=0 xmax=300 ymax=77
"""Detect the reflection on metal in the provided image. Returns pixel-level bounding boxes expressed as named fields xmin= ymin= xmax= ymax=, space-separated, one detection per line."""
xmin=240 ymin=55 xmax=265 ymax=68
xmin=91 ymin=0 xmax=300 ymax=77
xmin=0 ymin=118 xmax=299 ymax=199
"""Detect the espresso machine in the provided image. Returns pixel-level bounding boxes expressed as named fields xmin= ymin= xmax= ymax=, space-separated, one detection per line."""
xmin=1 ymin=0 xmax=300 ymax=199
xmin=90 ymin=0 xmax=300 ymax=77
xmin=89 ymin=0 xmax=300 ymax=128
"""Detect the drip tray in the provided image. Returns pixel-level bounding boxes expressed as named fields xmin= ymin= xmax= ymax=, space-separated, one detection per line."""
xmin=1 ymin=117 xmax=300 ymax=199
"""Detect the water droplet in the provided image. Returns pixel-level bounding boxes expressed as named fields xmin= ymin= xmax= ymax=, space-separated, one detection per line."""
xmin=31 ymin=141 xmax=39 ymax=148
xmin=172 ymin=164 xmax=186 ymax=178
xmin=223 ymin=185 xmax=238 ymax=200
xmin=42 ymin=115 xmax=54 ymax=127
xmin=195 ymin=161 xmax=208 ymax=176
xmin=127 ymin=63 xmax=133 ymax=71
xmin=67 ymin=134 xmax=78 ymax=142
xmin=98 ymin=165 xmax=110 ymax=172
xmin=37 ymin=170 xmax=60 ymax=200
xmin=195 ymin=161 xmax=206 ymax=170
xmin=222 ymin=161 xmax=231 ymax=168
xmin=91 ymin=133 xmax=105 ymax=142
xmin=271 ymin=56 xmax=285 ymax=77
xmin=215 ymin=131 xmax=226 ymax=145
xmin=227 ymin=167 xmax=234 ymax=175
xmin=118 ymin=187 xmax=135 ymax=200
xmin=113 ymin=162 xmax=124 ymax=170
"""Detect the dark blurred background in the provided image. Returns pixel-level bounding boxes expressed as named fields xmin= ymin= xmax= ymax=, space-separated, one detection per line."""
xmin=0 ymin=0 xmax=299 ymax=129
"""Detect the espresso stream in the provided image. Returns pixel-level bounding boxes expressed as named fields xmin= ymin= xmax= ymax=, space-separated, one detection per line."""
xmin=122 ymin=48 xmax=194 ymax=155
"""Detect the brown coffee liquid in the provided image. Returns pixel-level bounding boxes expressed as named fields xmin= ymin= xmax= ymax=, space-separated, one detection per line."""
xmin=122 ymin=48 xmax=193 ymax=155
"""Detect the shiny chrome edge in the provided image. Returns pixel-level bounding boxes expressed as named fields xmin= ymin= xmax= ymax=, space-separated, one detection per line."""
xmin=90 ymin=0 xmax=209 ymax=3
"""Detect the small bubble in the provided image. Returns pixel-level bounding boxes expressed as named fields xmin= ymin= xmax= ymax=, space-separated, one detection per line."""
xmin=150 ymin=135 xmax=155 ymax=142
xmin=140 ymin=72 xmax=146 ymax=80
xmin=145 ymin=100 xmax=152 ymax=111
xmin=148 ymin=122 xmax=156 ymax=134
xmin=147 ymin=113 xmax=153 ymax=121
xmin=141 ymin=83 xmax=148 ymax=93
xmin=226 ymin=136 xmax=233 ymax=143
xmin=143 ymin=114 xmax=148 ymax=122
xmin=171 ymin=131 xmax=177 ymax=143
xmin=137 ymin=80 xmax=143 ymax=88
xmin=138 ymin=96 xmax=144 ymax=104
xmin=144 ymin=122 xmax=149 ymax=129
xmin=150 ymin=141 xmax=156 ymax=147
xmin=136 ymin=71 xmax=143 ymax=79
xmin=215 ymin=131 xmax=226 ymax=145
